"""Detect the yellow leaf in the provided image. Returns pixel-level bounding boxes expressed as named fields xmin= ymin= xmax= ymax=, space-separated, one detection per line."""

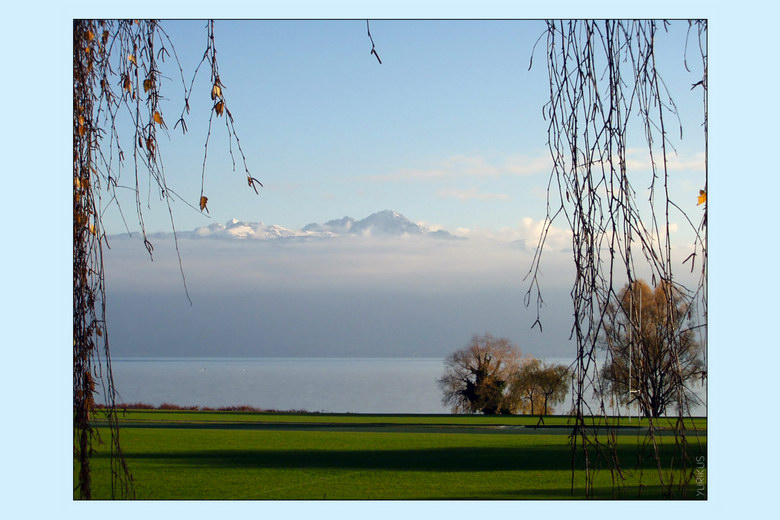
xmin=75 ymin=176 xmax=90 ymax=190
xmin=128 ymin=53 xmax=137 ymax=66
xmin=211 ymin=84 xmax=222 ymax=100
xmin=86 ymin=30 xmax=95 ymax=41
xmin=89 ymin=223 xmax=96 ymax=235
xmin=214 ymin=101 xmax=224 ymax=116
xmin=78 ymin=115 xmax=86 ymax=136
xmin=153 ymin=111 xmax=163 ymax=125
xmin=697 ymin=189 xmax=706 ymax=206
xmin=199 ymin=195 xmax=209 ymax=213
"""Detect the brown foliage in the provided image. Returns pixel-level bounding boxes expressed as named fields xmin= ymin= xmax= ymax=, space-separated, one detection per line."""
xmin=601 ymin=280 xmax=705 ymax=418
xmin=438 ymin=334 xmax=523 ymax=414
xmin=510 ymin=359 xmax=571 ymax=415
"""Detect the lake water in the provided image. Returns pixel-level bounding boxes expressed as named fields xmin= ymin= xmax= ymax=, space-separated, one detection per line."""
xmin=109 ymin=357 xmax=450 ymax=414
xmin=108 ymin=357 xmax=706 ymax=416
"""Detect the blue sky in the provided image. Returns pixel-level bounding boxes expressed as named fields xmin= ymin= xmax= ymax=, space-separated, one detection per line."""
xmin=102 ymin=19 xmax=706 ymax=237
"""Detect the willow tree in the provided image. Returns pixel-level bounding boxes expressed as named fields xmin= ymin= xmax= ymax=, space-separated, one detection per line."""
xmin=438 ymin=334 xmax=524 ymax=415
xmin=73 ymin=19 xmax=259 ymax=499
xmin=526 ymin=20 xmax=707 ymax=497
xmin=601 ymin=280 xmax=705 ymax=419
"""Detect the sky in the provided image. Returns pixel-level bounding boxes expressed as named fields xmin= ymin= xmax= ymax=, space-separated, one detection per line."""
xmin=102 ymin=19 xmax=706 ymax=237
xmin=94 ymin=19 xmax=708 ymax=360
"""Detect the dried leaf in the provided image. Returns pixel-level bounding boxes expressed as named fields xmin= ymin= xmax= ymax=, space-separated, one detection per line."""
xmin=146 ymin=137 xmax=155 ymax=153
xmin=697 ymin=189 xmax=706 ymax=206
xmin=211 ymin=84 xmax=222 ymax=100
xmin=89 ymin=223 xmax=96 ymax=235
xmin=153 ymin=111 xmax=163 ymax=125
xmin=143 ymin=78 xmax=153 ymax=92
xmin=128 ymin=54 xmax=137 ymax=66
xmin=123 ymin=75 xmax=132 ymax=93
xmin=214 ymin=101 xmax=224 ymax=116
xmin=86 ymin=30 xmax=95 ymax=41
xmin=199 ymin=195 xmax=209 ymax=213
xmin=102 ymin=30 xmax=109 ymax=45
xmin=78 ymin=115 xmax=86 ymax=136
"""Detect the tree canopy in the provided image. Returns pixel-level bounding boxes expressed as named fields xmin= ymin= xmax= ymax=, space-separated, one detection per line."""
xmin=438 ymin=334 xmax=522 ymax=415
xmin=509 ymin=359 xmax=570 ymax=416
xmin=438 ymin=334 xmax=571 ymax=416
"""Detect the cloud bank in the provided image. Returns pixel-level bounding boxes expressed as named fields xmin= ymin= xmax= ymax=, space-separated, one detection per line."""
xmin=103 ymin=210 xmax=699 ymax=360
xmin=103 ymin=211 xmax=581 ymax=359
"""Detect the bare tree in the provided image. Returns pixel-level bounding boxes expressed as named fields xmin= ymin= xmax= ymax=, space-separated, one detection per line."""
xmin=601 ymin=280 xmax=705 ymax=418
xmin=438 ymin=334 xmax=523 ymax=414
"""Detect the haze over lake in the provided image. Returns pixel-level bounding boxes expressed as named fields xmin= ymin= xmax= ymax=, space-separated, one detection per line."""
xmin=108 ymin=357 xmax=706 ymax=416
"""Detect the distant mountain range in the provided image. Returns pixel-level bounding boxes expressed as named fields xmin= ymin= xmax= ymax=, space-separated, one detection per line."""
xmin=153 ymin=210 xmax=463 ymax=241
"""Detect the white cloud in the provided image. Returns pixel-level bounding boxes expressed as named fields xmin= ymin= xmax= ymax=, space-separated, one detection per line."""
xmin=367 ymin=152 xmax=552 ymax=182
xmin=415 ymin=220 xmax=442 ymax=231
xmin=463 ymin=217 xmax=572 ymax=251
xmin=547 ymin=149 xmax=705 ymax=177
xmin=104 ymin=226 xmax=580 ymax=297
xmin=623 ymin=149 xmax=705 ymax=173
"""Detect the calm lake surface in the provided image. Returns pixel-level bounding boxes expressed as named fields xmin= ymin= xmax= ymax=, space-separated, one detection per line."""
xmin=108 ymin=357 xmax=706 ymax=416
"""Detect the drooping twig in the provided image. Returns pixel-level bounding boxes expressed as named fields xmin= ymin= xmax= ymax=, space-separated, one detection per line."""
xmin=367 ymin=20 xmax=382 ymax=64
xmin=526 ymin=19 xmax=707 ymax=498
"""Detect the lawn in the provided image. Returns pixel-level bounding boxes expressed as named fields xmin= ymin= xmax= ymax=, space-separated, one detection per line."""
xmin=110 ymin=409 xmax=707 ymax=429
xmin=81 ymin=410 xmax=707 ymax=500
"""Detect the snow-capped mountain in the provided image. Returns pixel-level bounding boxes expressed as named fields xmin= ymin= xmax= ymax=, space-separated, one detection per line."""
xmin=184 ymin=210 xmax=461 ymax=240
xmin=192 ymin=218 xmax=329 ymax=240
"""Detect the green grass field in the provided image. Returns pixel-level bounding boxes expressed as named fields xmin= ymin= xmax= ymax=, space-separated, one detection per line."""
xmin=81 ymin=410 xmax=707 ymax=500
